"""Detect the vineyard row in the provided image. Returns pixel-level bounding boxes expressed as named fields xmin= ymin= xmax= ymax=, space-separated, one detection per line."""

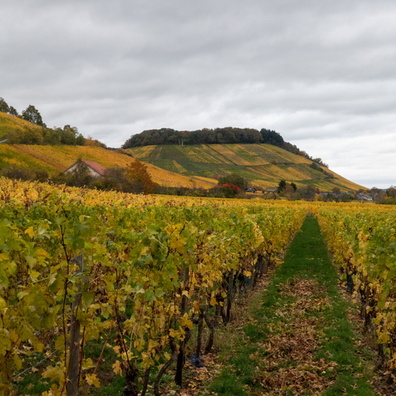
xmin=0 ymin=178 xmax=306 ymax=395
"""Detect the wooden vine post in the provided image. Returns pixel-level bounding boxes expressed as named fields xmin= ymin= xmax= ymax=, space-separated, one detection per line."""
xmin=66 ymin=254 xmax=84 ymax=396
xmin=175 ymin=268 xmax=190 ymax=386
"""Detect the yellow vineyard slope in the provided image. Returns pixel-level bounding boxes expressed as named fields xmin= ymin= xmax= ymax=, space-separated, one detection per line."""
xmin=0 ymin=144 xmax=217 ymax=189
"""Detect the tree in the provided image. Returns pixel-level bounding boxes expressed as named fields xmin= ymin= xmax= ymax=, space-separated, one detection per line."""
xmin=260 ymin=129 xmax=284 ymax=146
xmin=219 ymin=183 xmax=242 ymax=197
xmin=218 ymin=173 xmax=248 ymax=191
xmin=59 ymin=125 xmax=85 ymax=145
xmin=0 ymin=97 xmax=10 ymax=113
xmin=92 ymin=168 xmax=128 ymax=192
xmin=277 ymin=180 xmax=287 ymax=193
xmin=6 ymin=127 xmax=44 ymax=144
xmin=125 ymin=159 xmax=156 ymax=194
xmin=9 ymin=106 xmax=18 ymax=116
xmin=386 ymin=186 xmax=396 ymax=197
xmin=21 ymin=105 xmax=46 ymax=127
xmin=0 ymin=98 xmax=18 ymax=116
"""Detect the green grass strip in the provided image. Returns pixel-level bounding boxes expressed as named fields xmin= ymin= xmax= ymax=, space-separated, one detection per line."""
xmin=208 ymin=216 xmax=376 ymax=395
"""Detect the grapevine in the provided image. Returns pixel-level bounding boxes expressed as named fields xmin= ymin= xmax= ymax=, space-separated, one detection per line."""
xmin=317 ymin=204 xmax=396 ymax=376
xmin=0 ymin=177 xmax=306 ymax=395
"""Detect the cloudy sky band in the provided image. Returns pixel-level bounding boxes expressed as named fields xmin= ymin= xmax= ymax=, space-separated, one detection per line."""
xmin=1 ymin=0 xmax=395 ymax=188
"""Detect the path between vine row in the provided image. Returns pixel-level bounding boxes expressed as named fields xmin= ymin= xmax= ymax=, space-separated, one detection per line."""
xmin=182 ymin=216 xmax=390 ymax=396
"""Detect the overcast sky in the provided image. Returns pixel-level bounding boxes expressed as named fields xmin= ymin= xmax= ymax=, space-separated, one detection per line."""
xmin=1 ymin=0 xmax=396 ymax=188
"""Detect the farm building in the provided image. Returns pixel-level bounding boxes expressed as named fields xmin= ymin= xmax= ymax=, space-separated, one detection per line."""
xmin=63 ymin=160 xmax=106 ymax=178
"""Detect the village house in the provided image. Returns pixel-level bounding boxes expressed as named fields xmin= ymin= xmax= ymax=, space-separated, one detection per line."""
xmin=63 ymin=160 xmax=106 ymax=178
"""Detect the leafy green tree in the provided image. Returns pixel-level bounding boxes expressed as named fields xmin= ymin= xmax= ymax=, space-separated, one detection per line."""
xmin=218 ymin=173 xmax=248 ymax=191
xmin=6 ymin=127 xmax=44 ymax=144
xmin=8 ymin=106 xmax=18 ymax=116
xmin=0 ymin=98 xmax=18 ymax=115
xmin=260 ymin=129 xmax=284 ymax=146
xmin=0 ymin=97 xmax=10 ymax=113
xmin=278 ymin=180 xmax=287 ymax=193
xmin=42 ymin=128 xmax=62 ymax=145
xmin=92 ymin=168 xmax=128 ymax=192
xmin=21 ymin=104 xmax=46 ymax=127
xmin=58 ymin=125 xmax=85 ymax=145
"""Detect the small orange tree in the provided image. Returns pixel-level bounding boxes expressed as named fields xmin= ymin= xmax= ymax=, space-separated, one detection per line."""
xmin=125 ymin=159 xmax=156 ymax=194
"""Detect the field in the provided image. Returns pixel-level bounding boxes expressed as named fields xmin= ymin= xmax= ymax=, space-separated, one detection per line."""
xmin=126 ymin=143 xmax=365 ymax=191
xmin=0 ymin=177 xmax=395 ymax=395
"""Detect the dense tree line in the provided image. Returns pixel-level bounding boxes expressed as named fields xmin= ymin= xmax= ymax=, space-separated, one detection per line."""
xmin=0 ymin=97 xmax=88 ymax=146
xmin=123 ymin=127 xmax=264 ymax=147
xmin=122 ymin=127 xmax=325 ymax=164
xmin=124 ymin=127 xmax=272 ymax=147
xmin=6 ymin=124 xmax=86 ymax=145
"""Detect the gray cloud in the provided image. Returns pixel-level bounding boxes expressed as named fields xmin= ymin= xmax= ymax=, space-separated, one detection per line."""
xmin=1 ymin=0 xmax=396 ymax=187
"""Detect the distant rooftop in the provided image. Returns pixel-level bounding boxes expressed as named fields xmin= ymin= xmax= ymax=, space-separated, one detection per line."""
xmin=82 ymin=160 xmax=106 ymax=176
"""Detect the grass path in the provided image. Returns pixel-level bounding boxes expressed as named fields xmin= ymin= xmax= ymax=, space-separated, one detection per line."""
xmin=207 ymin=216 xmax=379 ymax=395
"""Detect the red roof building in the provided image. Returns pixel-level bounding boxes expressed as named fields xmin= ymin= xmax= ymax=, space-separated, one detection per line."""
xmin=64 ymin=160 xmax=106 ymax=178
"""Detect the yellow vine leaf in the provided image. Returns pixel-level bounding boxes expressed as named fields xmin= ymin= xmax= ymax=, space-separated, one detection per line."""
xmin=42 ymin=365 xmax=64 ymax=383
xmin=112 ymin=360 xmax=123 ymax=376
xmin=85 ymin=373 xmax=100 ymax=388
xmin=180 ymin=313 xmax=193 ymax=330
xmin=113 ymin=345 xmax=120 ymax=354
xmin=24 ymin=226 xmax=36 ymax=238
xmin=169 ymin=328 xmax=179 ymax=338
xmin=0 ymin=297 xmax=6 ymax=311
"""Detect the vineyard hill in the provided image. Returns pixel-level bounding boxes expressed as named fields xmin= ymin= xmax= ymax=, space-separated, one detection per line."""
xmin=125 ymin=143 xmax=365 ymax=191
xmin=0 ymin=112 xmax=365 ymax=191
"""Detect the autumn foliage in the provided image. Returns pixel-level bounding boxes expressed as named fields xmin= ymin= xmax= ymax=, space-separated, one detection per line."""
xmin=126 ymin=159 xmax=157 ymax=194
xmin=0 ymin=177 xmax=306 ymax=395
